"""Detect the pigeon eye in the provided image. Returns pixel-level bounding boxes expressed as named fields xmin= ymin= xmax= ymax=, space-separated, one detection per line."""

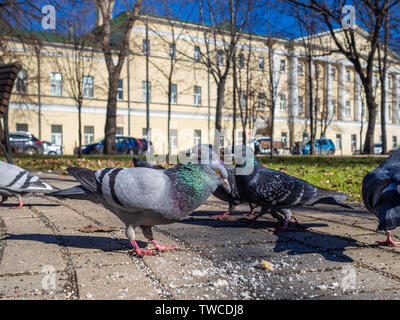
xmin=216 ymin=169 xmax=221 ymax=175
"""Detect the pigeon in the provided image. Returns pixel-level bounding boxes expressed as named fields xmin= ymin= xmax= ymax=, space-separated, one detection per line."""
xmin=48 ymin=163 xmax=230 ymax=257
xmin=362 ymin=148 xmax=400 ymax=246
xmin=186 ymin=144 xmax=258 ymax=219
xmin=0 ymin=160 xmax=55 ymax=208
xmin=235 ymin=153 xmax=352 ymax=231
xmin=133 ymin=157 xmax=164 ymax=170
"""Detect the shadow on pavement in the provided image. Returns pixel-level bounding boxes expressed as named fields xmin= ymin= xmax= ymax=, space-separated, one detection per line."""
xmin=184 ymin=210 xmax=359 ymax=263
xmin=2 ymin=233 xmax=148 ymax=250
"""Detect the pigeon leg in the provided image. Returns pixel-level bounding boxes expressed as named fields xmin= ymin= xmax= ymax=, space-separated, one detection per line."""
xmin=244 ymin=203 xmax=258 ymax=216
xmin=126 ymin=225 xmax=155 ymax=257
xmin=148 ymin=239 xmax=178 ymax=252
xmin=142 ymin=226 xmax=178 ymax=252
xmin=274 ymin=209 xmax=296 ymax=232
xmin=129 ymin=240 xmax=156 ymax=257
xmin=10 ymin=195 xmax=26 ymax=209
xmin=377 ymin=230 xmax=400 ymax=246
xmin=212 ymin=203 xmax=235 ymax=219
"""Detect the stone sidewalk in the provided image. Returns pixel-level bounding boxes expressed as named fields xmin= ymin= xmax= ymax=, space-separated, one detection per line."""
xmin=1 ymin=172 xmax=400 ymax=300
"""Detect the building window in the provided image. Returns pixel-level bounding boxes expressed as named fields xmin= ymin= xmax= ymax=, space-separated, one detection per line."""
xmin=51 ymin=125 xmax=62 ymax=146
xmin=345 ymin=100 xmax=351 ymax=117
xmin=346 ymin=70 xmax=351 ymax=82
xmin=83 ymin=76 xmax=94 ymax=98
xmin=142 ymin=81 xmax=151 ymax=102
xmin=50 ymin=72 xmax=62 ymax=96
xmin=389 ymin=76 xmax=393 ymax=89
xmin=170 ymin=129 xmax=177 ymax=149
xmin=169 ymin=43 xmax=176 ymax=59
xmin=16 ymin=123 xmax=28 ymax=132
xmin=258 ymin=93 xmax=265 ymax=110
xmin=116 ymin=127 xmax=124 ymax=135
xmin=15 ymin=69 xmax=28 ymax=94
xmin=388 ymin=104 xmax=392 ymax=122
xmin=279 ymin=94 xmax=286 ymax=111
xmin=117 ymin=79 xmax=123 ymax=100
xmin=258 ymin=57 xmax=264 ymax=71
xmin=393 ymin=136 xmax=397 ymax=149
xmin=298 ymin=62 xmax=304 ymax=76
xmin=374 ymin=74 xmax=378 ymax=86
xmin=336 ymin=134 xmax=342 ymax=149
xmin=83 ymin=126 xmax=94 ymax=145
xmin=238 ymin=53 xmax=244 ymax=69
xmin=330 ymin=67 xmax=336 ymax=80
xmin=281 ymin=132 xmax=288 ymax=147
xmin=170 ymin=84 xmax=177 ymax=104
xmin=332 ymin=99 xmax=337 ymax=115
xmin=298 ymin=96 xmax=304 ymax=114
xmin=217 ymin=50 xmax=224 ymax=66
xmin=194 ymin=46 xmax=200 ymax=61
xmin=280 ymin=59 xmax=286 ymax=72
xmin=142 ymin=39 xmax=150 ymax=55
xmin=302 ymin=132 xmax=309 ymax=143
xmin=351 ymin=134 xmax=357 ymax=152
xmin=194 ymin=130 xmax=201 ymax=146
xmin=194 ymin=85 xmax=202 ymax=106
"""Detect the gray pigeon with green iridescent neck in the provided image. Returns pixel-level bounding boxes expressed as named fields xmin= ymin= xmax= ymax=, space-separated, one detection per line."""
xmin=48 ymin=163 xmax=230 ymax=257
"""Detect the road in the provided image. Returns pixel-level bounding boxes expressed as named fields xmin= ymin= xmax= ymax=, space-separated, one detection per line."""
xmin=1 ymin=172 xmax=400 ymax=300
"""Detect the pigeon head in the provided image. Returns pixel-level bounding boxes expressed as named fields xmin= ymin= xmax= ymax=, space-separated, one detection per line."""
xmin=202 ymin=163 xmax=231 ymax=193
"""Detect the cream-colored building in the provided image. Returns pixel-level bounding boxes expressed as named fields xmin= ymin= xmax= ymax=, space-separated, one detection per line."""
xmin=3 ymin=14 xmax=400 ymax=155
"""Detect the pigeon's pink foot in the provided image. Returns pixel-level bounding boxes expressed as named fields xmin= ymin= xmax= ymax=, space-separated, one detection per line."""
xmin=275 ymin=220 xmax=293 ymax=233
xmin=10 ymin=196 xmax=26 ymax=209
xmin=244 ymin=206 xmax=256 ymax=216
xmin=129 ymin=240 xmax=156 ymax=257
xmin=148 ymin=239 xmax=178 ymax=252
xmin=212 ymin=211 xmax=231 ymax=219
xmin=377 ymin=231 xmax=400 ymax=246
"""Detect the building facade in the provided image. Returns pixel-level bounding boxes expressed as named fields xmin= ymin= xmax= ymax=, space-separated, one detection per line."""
xmin=3 ymin=14 xmax=400 ymax=155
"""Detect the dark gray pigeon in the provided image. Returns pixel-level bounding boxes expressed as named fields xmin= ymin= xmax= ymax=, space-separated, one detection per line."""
xmin=133 ymin=157 xmax=164 ymax=170
xmin=0 ymin=160 xmax=54 ymax=208
xmin=48 ymin=163 xmax=230 ymax=257
xmin=362 ymin=148 xmax=400 ymax=246
xmin=235 ymin=155 xmax=351 ymax=231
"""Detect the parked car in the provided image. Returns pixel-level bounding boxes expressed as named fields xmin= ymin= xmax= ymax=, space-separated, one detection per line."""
xmin=43 ymin=141 xmax=62 ymax=155
xmin=302 ymin=139 xmax=335 ymax=155
xmin=249 ymin=137 xmax=279 ymax=155
xmin=79 ymin=136 xmax=140 ymax=155
xmin=9 ymin=131 xmax=44 ymax=155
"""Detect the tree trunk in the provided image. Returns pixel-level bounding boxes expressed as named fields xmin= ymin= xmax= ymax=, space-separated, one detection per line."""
xmin=270 ymin=106 xmax=275 ymax=160
xmin=363 ymin=86 xmax=377 ymax=154
xmin=78 ymin=103 xmax=82 ymax=158
xmin=104 ymin=74 xmax=118 ymax=154
xmin=214 ymin=80 xmax=226 ymax=147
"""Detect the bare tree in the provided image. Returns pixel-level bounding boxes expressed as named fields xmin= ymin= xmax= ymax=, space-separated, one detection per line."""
xmin=194 ymin=0 xmax=251 ymax=147
xmin=286 ymin=0 xmax=400 ymax=154
xmin=94 ymin=0 xmax=142 ymax=154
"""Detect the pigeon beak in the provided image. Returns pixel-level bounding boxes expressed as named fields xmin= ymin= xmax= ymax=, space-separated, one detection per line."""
xmin=222 ymin=178 xmax=231 ymax=193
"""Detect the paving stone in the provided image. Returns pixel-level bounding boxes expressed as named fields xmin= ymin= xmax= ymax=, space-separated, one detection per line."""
xmin=307 ymin=222 xmax=375 ymax=237
xmin=0 ymin=240 xmax=65 ymax=274
xmin=1 ymin=217 xmax=50 ymax=236
xmin=70 ymin=251 xmax=133 ymax=269
xmin=143 ymin=250 xmax=231 ymax=288
xmin=75 ymin=263 xmax=161 ymax=300
xmin=203 ymin=243 xmax=352 ymax=273
xmin=0 ymin=272 xmax=66 ymax=298
xmin=337 ymin=247 xmax=400 ymax=277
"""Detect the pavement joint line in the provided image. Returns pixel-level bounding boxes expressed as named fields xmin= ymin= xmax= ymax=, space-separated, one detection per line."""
xmin=128 ymin=254 xmax=174 ymax=300
xmin=352 ymin=260 xmax=400 ymax=283
xmin=41 ymin=195 xmax=104 ymax=227
xmin=28 ymin=206 xmax=80 ymax=300
xmin=0 ymin=217 xmax=6 ymax=264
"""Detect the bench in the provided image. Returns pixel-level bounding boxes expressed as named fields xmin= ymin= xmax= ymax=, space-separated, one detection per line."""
xmin=0 ymin=63 xmax=21 ymax=163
